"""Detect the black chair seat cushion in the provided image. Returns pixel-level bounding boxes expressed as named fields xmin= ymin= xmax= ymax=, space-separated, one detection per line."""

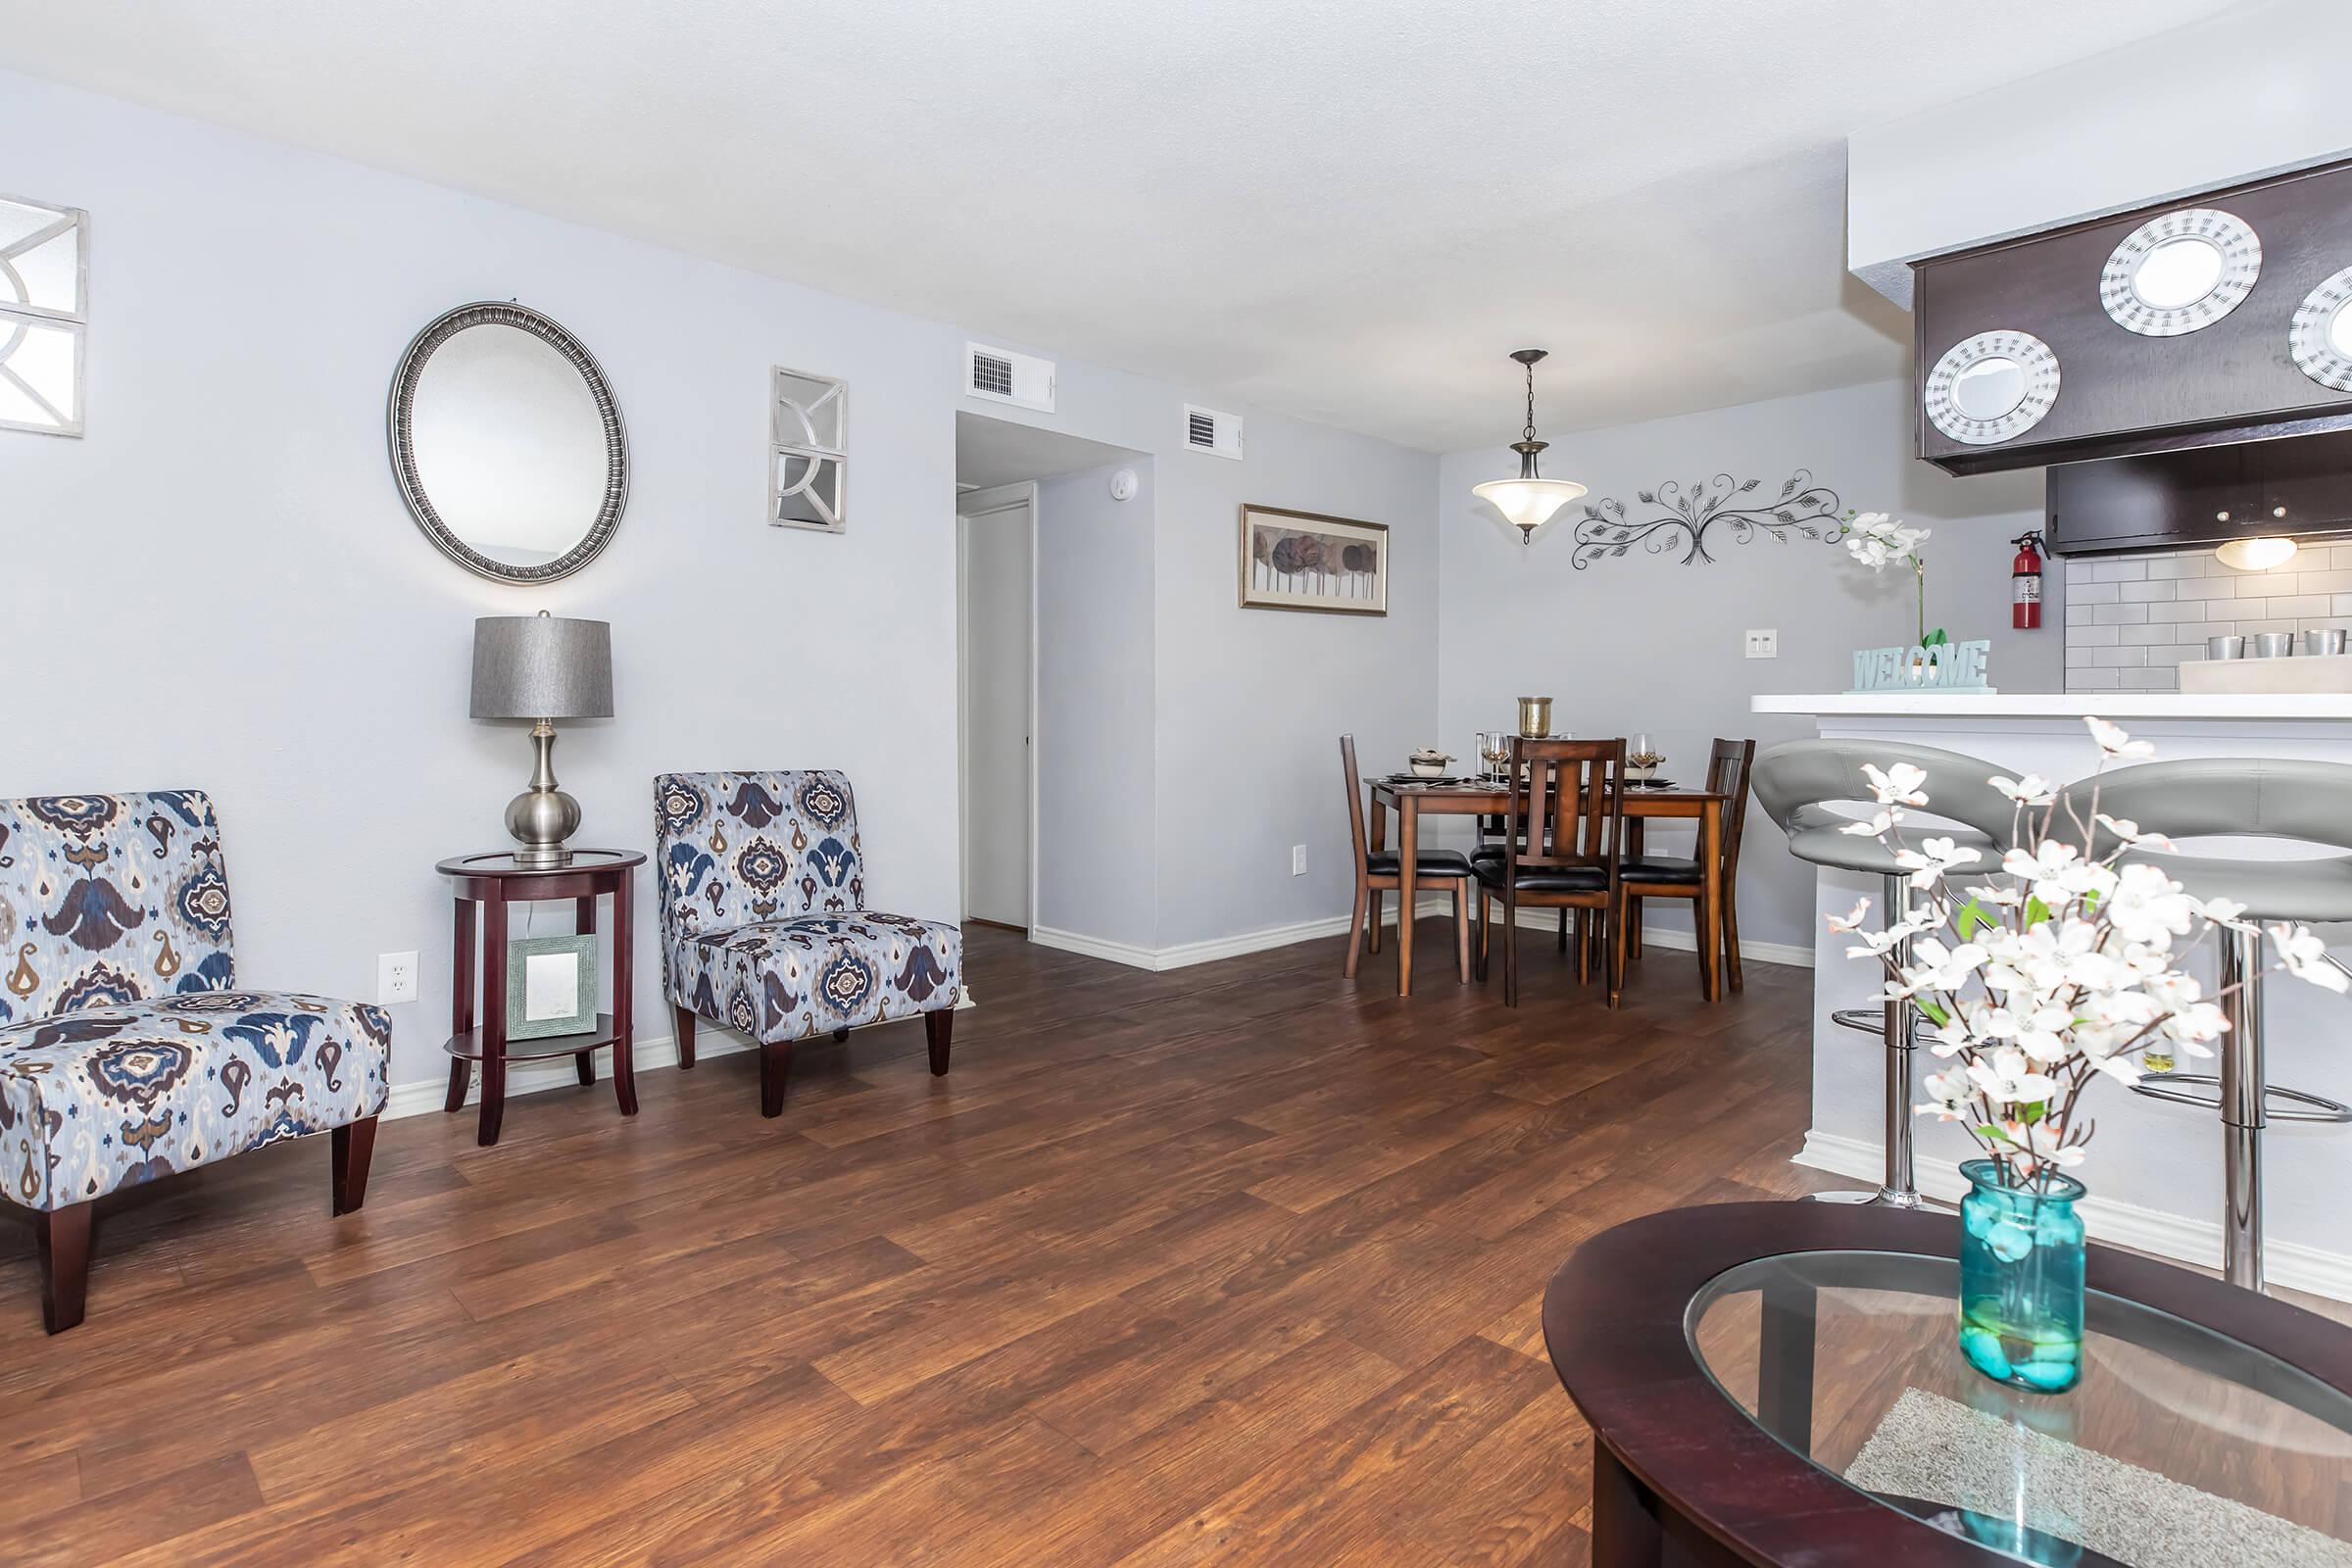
xmin=1621 ymin=856 xmax=1703 ymax=885
xmin=1365 ymin=848 xmax=1475 ymax=878
xmin=1473 ymin=859 xmax=1607 ymax=893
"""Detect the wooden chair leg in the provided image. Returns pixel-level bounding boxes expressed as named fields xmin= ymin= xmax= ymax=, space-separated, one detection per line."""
xmin=1630 ymin=898 xmax=1644 ymax=958
xmin=1574 ymin=907 xmax=1590 ymax=984
xmin=442 ymin=1054 xmax=471 ymax=1114
xmin=35 ymin=1201 xmax=92 ymax=1335
xmin=574 ymin=1049 xmax=596 ymax=1086
xmin=674 ymin=1004 xmax=697 ymax=1069
xmin=1607 ymin=895 xmax=1630 ymax=1008
xmin=1453 ymin=880 xmax=1471 ymax=983
xmin=1557 ymin=908 xmax=1569 ymax=954
xmin=1346 ymin=876 xmax=1369 ymax=978
xmin=331 ymin=1116 xmax=377 ymax=1216
xmin=1501 ymin=898 xmax=1521 ymax=1007
xmin=1475 ymin=889 xmax=1491 ymax=981
xmin=1723 ymin=883 xmax=1744 ymax=994
xmin=926 ymin=1009 xmax=954 ymax=1076
xmin=760 ymin=1040 xmax=793 ymax=1117
xmin=1367 ymin=890 xmax=1384 ymax=954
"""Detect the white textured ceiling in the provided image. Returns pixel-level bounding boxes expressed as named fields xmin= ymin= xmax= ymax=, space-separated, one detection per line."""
xmin=0 ymin=0 xmax=2251 ymax=451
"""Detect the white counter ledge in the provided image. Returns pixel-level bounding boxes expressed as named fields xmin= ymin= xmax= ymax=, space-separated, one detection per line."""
xmin=1755 ymin=688 xmax=2352 ymax=1300
xmin=1754 ymin=692 xmax=2352 ymax=720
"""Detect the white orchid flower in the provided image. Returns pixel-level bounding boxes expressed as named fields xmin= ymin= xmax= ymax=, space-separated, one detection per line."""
xmin=1991 ymin=773 xmax=2056 ymax=807
xmin=1966 ymin=1048 xmax=2060 ymax=1105
xmin=1893 ymin=834 xmax=1982 ymax=890
xmin=2105 ymin=862 xmax=2198 ymax=946
xmin=2271 ymin=924 xmax=2351 ymax=993
xmin=2085 ymin=715 xmax=2155 ymax=759
xmin=2095 ymin=812 xmax=2176 ymax=851
xmin=1824 ymin=898 xmax=1871 ymax=938
xmin=1890 ymin=937 xmax=1987 ymax=998
xmin=2193 ymin=896 xmax=2259 ymax=933
xmin=1862 ymin=762 xmax=1930 ymax=807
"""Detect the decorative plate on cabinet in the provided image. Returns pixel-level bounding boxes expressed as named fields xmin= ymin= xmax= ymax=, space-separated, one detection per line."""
xmin=2290 ymin=266 xmax=2352 ymax=392
xmin=2099 ymin=208 xmax=2262 ymax=337
xmin=1923 ymin=330 xmax=2061 ymax=446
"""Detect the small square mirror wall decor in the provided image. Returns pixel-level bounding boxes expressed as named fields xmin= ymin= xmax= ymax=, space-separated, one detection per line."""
xmin=771 ymin=366 xmax=846 ymax=532
xmin=0 ymin=193 xmax=89 ymax=438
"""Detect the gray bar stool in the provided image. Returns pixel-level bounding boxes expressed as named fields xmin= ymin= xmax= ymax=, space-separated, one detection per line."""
xmin=2062 ymin=758 xmax=2352 ymax=1294
xmin=1753 ymin=740 xmax=2023 ymax=1207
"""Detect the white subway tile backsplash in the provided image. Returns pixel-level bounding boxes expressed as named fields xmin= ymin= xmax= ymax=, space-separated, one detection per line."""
xmin=2056 ymin=542 xmax=2352 ymax=693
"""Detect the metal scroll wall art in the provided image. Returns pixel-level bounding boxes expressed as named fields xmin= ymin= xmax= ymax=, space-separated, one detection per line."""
xmin=1570 ymin=470 xmax=1841 ymax=570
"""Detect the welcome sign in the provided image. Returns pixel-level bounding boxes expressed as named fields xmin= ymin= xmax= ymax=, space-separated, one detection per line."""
xmin=1850 ymin=639 xmax=1994 ymax=694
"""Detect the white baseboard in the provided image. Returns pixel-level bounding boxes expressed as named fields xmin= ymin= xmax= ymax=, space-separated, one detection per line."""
xmin=381 ymin=987 xmax=974 ymax=1123
xmin=1794 ymin=1129 xmax=2352 ymax=1303
xmin=1034 ymin=901 xmax=1813 ymax=975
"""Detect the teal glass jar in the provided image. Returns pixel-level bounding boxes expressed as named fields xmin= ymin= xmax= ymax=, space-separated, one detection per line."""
xmin=1957 ymin=1157 xmax=2086 ymax=1394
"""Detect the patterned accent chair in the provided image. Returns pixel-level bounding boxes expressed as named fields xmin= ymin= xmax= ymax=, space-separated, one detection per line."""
xmin=653 ymin=771 xmax=961 ymax=1116
xmin=0 ymin=792 xmax=390 ymax=1331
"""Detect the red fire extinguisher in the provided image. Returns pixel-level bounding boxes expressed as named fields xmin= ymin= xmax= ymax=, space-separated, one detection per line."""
xmin=2011 ymin=531 xmax=2045 ymax=630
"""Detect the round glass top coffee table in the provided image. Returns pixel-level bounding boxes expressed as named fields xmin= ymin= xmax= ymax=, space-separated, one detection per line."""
xmin=1543 ymin=1202 xmax=2352 ymax=1568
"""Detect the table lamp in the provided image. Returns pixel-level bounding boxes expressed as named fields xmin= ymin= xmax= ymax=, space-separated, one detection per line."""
xmin=469 ymin=612 xmax=612 ymax=867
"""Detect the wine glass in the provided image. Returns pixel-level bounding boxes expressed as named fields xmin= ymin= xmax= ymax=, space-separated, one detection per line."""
xmin=1629 ymin=733 xmax=1665 ymax=785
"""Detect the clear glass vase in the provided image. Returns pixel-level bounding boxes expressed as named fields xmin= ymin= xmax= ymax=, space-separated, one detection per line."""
xmin=1957 ymin=1157 xmax=2086 ymax=1394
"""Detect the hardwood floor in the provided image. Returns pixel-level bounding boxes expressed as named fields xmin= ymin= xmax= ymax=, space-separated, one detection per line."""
xmin=0 ymin=920 xmax=1834 ymax=1565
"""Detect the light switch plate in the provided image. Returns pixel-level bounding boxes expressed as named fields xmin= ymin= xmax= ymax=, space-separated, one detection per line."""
xmin=1743 ymin=628 xmax=1779 ymax=659
xmin=377 ymin=951 xmax=418 ymax=1005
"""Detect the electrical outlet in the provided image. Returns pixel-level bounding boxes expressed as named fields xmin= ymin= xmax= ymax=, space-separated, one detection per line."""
xmin=377 ymin=951 xmax=418 ymax=1005
xmin=1743 ymin=628 xmax=1779 ymax=660
xmin=1291 ymin=844 xmax=1307 ymax=877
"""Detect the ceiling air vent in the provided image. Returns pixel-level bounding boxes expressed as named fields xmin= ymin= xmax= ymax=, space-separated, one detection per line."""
xmin=965 ymin=343 xmax=1054 ymax=413
xmin=1183 ymin=403 xmax=1243 ymax=461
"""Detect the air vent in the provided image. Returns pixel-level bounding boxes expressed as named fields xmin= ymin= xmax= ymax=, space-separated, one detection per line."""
xmin=965 ymin=342 xmax=1055 ymax=412
xmin=1183 ymin=404 xmax=1243 ymax=461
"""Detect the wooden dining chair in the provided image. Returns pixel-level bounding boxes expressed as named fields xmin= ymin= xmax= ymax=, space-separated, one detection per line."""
xmin=1341 ymin=736 xmax=1475 ymax=982
xmin=1620 ymin=737 xmax=1756 ymax=996
xmin=1474 ymin=737 xmax=1628 ymax=1007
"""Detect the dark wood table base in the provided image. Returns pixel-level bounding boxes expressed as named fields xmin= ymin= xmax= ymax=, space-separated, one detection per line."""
xmin=438 ymin=851 xmax=645 ymax=1147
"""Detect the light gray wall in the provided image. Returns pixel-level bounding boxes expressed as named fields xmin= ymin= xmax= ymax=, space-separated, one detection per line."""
xmin=956 ymin=365 xmax=1442 ymax=955
xmin=1437 ymin=378 xmax=2064 ymax=954
xmin=1034 ymin=460 xmax=1156 ymax=948
xmin=2 ymin=70 xmax=1446 ymax=1083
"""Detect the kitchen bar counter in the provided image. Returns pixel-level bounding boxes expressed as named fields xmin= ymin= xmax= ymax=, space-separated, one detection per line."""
xmin=1753 ymin=691 xmax=2352 ymax=1299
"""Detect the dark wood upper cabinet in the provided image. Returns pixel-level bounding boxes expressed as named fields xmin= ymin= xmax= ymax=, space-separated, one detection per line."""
xmin=1914 ymin=158 xmax=2352 ymax=475
xmin=2046 ymin=431 xmax=2352 ymax=556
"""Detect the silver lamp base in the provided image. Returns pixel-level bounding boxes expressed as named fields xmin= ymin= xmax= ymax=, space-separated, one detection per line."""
xmin=505 ymin=719 xmax=582 ymax=867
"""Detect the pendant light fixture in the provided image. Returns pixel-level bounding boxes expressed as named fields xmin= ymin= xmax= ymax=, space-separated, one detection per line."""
xmin=1471 ymin=348 xmax=1587 ymax=544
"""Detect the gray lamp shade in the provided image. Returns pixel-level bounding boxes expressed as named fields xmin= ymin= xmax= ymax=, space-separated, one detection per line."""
xmin=469 ymin=614 xmax=613 ymax=719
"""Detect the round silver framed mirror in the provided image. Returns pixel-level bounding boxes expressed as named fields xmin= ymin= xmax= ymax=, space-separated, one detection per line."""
xmin=1924 ymin=330 xmax=2061 ymax=446
xmin=2099 ymin=208 xmax=2261 ymax=337
xmin=2291 ymin=267 xmax=2352 ymax=393
xmin=388 ymin=302 xmax=628 ymax=584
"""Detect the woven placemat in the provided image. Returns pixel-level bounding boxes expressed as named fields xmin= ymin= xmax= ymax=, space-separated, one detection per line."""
xmin=1846 ymin=1386 xmax=2352 ymax=1568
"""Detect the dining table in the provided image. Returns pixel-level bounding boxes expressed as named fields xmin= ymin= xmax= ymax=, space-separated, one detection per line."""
xmin=1367 ymin=774 xmax=1730 ymax=1000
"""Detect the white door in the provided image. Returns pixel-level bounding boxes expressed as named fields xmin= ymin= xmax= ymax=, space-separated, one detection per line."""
xmin=957 ymin=484 xmax=1035 ymax=929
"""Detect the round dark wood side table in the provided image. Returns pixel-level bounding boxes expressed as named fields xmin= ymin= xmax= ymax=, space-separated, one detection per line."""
xmin=437 ymin=849 xmax=645 ymax=1147
xmin=1543 ymin=1201 xmax=2352 ymax=1568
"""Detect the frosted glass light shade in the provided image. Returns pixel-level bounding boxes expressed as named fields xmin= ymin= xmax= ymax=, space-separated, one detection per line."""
xmin=2216 ymin=537 xmax=2298 ymax=572
xmin=1473 ymin=476 xmax=1588 ymax=533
